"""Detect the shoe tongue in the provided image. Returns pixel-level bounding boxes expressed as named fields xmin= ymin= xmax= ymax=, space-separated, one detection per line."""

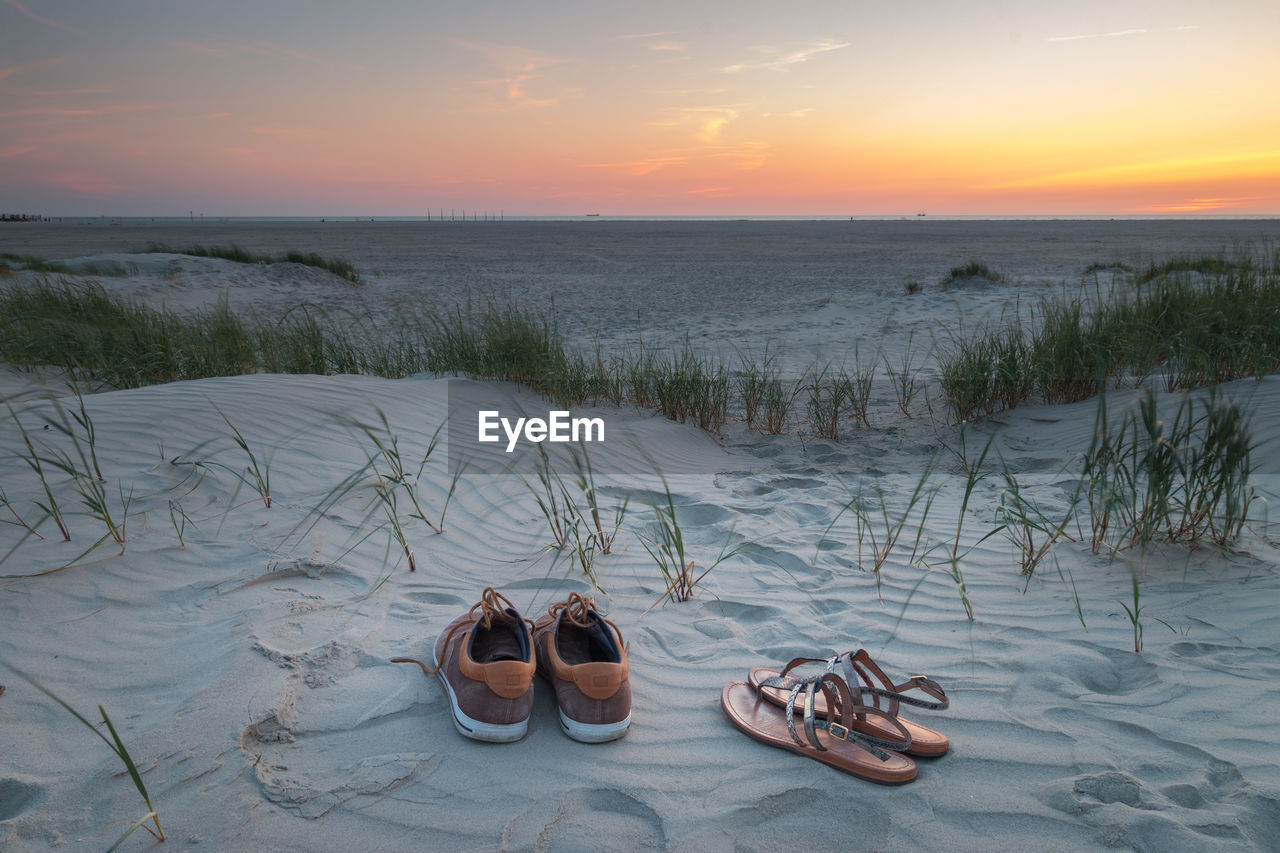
xmin=470 ymin=607 xmax=530 ymax=663
xmin=577 ymin=612 xmax=620 ymax=663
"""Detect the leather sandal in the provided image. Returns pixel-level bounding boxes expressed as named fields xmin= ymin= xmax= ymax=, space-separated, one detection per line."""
xmin=720 ymin=671 xmax=917 ymax=784
xmin=747 ymin=650 xmax=950 ymax=757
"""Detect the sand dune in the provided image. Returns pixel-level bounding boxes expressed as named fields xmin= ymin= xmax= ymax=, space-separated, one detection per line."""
xmin=2 ymin=221 xmax=1279 ymax=851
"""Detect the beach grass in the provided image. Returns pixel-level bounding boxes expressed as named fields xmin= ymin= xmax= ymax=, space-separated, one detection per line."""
xmin=806 ymin=365 xmax=850 ymax=441
xmin=45 ymin=410 xmax=131 ymax=554
xmin=936 ymin=426 xmax=1000 ymax=619
xmin=8 ymin=404 xmax=71 ymax=542
xmin=1080 ymin=386 xmax=1255 ymax=553
xmin=0 ymin=252 xmax=135 ymax=277
xmin=1083 ymin=261 xmax=1133 ymax=275
xmin=0 ymin=660 xmax=165 ymax=849
xmin=736 ymin=347 xmax=776 ymax=431
xmin=940 ymin=260 xmax=1005 ymax=288
xmin=0 ymin=279 xmax=424 ymax=386
xmin=1116 ymin=571 xmax=1174 ymax=653
xmin=939 ymin=249 xmax=1280 ymax=420
xmin=646 ymin=344 xmax=731 ymax=435
xmin=639 ymin=472 xmax=738 ymax=608
xmin=883 ymin=332 xmax=925 ymax=418
xmin=526 ymin=443 xmax=628 ymax=582
xmin=136 ymin=242 xmax=363 ymax=284
xmin=214 ymin=405 xmax=273 ymax=510
xmin=5 ymin=248 xmax=1278 ymax=452
xmin=996 ymin=470 xmax=1077 ymax=580
xmin=1133 ymin=253 xmax=1245 ymax=284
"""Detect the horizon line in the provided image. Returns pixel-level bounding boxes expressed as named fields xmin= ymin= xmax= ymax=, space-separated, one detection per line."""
xmin=8 ymin=212 xmax=1280 ymax=221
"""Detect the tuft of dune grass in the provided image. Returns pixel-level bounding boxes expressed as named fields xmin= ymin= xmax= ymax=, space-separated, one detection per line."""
xmin=135 ymin=243 xmax=363 ymax=285
xmin=939 ymin=248 xmax=1280 ymax=421
xmin=939 ymin=261 xmax=1005 ymax=289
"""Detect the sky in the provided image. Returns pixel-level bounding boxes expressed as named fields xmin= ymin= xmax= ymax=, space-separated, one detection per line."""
xmin=2 ymin=0 xmax=1278 ymax=217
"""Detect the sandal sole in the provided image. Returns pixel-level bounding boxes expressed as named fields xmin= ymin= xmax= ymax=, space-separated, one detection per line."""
xmin=747 ymin=666 xmax=949 ymax=757
xmin=720 ymin=682 xmax=916 ymax=784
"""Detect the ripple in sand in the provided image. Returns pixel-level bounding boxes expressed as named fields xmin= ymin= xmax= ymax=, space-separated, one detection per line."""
xmin=502 ymin=787 xmax=665 ymax=852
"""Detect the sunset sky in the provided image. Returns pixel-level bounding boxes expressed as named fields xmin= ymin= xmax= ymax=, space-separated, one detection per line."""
xmin=2 ymin=0 xmax=1278 ymax=216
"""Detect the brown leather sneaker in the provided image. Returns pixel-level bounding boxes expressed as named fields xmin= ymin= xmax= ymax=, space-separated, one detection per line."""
xmin=396 ymin=588 xmax=536 ymax=743
xmin=532 ymin=593 xmax=631 ymax=743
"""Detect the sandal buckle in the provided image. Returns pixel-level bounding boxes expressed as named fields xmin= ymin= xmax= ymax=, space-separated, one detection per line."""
xmin=828 ymin=722 xmax=850 ymax=740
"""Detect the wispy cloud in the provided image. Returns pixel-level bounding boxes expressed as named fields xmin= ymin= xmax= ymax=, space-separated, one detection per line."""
xmin=615 ymin=31 xmax=677 ymax=41
xmin=660 ymin=103 xmax=772 ymax=166
xmin=243 ymin=41 xmax=367 ymax=73
xmin=22 ymin=87 xmax=112 ymax=97
xmin=590 ymin=100 xmax=773 ymax=178
xmin=1132 ymin=196 xmax=1261 ymax=213
xmin=0 ymin=103 xmax=160 ymax=118
xmin=454 ymin=40 xmax=576 ymax=110
xmin=714 ymin=139 xmax=771 ymax=170
xmin=578 ymin=156 xmax=688 ymax=176
xmin=175 ymin=40 xmax=228 ymax=58
xmin=1048 ymin=25 xmax=1200 ymax=43
xmin=0 ymin=143 xmax=39 ymax=159
xmin=226 ymin=146 xmax=262 ymax=163
xmin=615 ymin=31 xmax=685 ymax=53
xmin=1047 ymin=28 xmax=1148 ymax=42
xmin=722 ymin=39 xmax=850 ymax=73
xmin=47 ymin=171 xmax=125 ymax=196
xmin=686 ymin=105 xmax=741 ymax=144
xmin=654 ymin=87 xmax=728 ymax=97
xmin=249 ymin=123 xmax=318 ymax=138
xmin=2 ymin=0 xmax=84 ymax=35
xmin=0 ymin=56 xmax=66 ymax=82
xmin=761 ymin=108 xmax=816 ymax=119
xmin=993 ymin=150 xmax=1280 ymax=189
xmin=173 ymin=39 xmax=366 ymax=73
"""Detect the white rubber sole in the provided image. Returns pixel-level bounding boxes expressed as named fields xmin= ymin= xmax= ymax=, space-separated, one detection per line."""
xmin=558 ymin=708 xmax=631 ymax=743
xmin=435 ymin=668 xmax=529 ymax=743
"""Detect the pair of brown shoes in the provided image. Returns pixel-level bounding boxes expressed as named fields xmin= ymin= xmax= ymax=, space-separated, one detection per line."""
xmin=395 ymin=589 xmax=630 ymax=744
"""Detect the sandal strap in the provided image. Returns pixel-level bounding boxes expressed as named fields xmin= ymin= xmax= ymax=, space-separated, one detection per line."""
xmin=830 ymin=650 xmax=948 ymax=716
xmin=777 ymin=656 xmax=830 ymax=679
xmin=779 ymin=673 xmax=912 ymax=760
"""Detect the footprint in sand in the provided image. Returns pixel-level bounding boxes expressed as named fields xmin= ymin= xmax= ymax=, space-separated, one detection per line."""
xmin=1037 ymin=756 xmax=1279 ymax=848
xmin=398 ymin=590 xmax=469 ymax=607
xmin=0 ymin=777 xmax=45 ymax=821
xmin=502 ymin=788 xmax=665 ymax=852
xmin=1052 ymin=645 xmax=1161 ymax=696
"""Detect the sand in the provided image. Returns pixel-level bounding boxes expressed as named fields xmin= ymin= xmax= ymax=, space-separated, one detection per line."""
xmin=1 ymin=219 xmax=1279 ymax=851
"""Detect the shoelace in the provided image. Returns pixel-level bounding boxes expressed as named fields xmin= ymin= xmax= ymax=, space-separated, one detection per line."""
xmin=546 ymin=591 xmax=626 ymax=650
xmin=392 ymin=587 xmax=533 ymax=676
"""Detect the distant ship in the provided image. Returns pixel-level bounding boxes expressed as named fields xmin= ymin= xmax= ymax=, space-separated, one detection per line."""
xmin=917 ymin=211 xmax=926 ymax=216
xmin=586 ymin=213 xmax=601 ymax=217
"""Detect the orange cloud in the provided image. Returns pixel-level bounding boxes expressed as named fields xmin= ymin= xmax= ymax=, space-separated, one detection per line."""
xmin=1132 ymin=197 xmax=1264 ymax=213
xmin=991 ymin=151 xmax=1280 ymax=191
xmin=578 ymin=156 xmax=688 ymax=176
